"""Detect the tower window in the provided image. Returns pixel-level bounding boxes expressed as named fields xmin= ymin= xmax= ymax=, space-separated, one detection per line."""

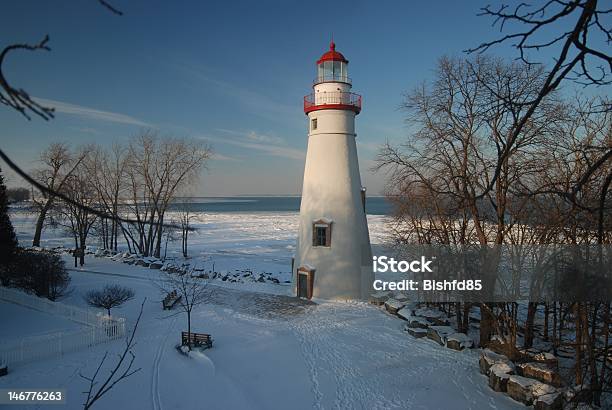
xmin=311 ymin=118 xmax=317 ymax=131
xmin=312 ymin=219 xmax=332 ymax=247
xmin=315 ymin=226 xmax=327 ymax=246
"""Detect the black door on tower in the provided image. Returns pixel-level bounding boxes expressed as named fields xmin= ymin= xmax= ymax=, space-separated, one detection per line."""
xmin=298 ymin=273 xmax=308 ymax=298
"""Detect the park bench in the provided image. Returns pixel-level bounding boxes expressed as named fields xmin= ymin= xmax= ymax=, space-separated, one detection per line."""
xmin=162 ymin=290 xmax=181 ymax=310
xmin=181 ymin=331 xmax=213 ymax=349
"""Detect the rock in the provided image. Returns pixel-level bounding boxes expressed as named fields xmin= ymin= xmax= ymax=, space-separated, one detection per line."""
xmin=446 ymin=333 xmax=473 ymax=351
xmin=369 ymin=291 xmax=389 ymax=305
xmin=479 ymin=349 xmax=511 ymax=375
xmin=488 ymin=362 xmax=514 ymax=392
xmin=531 ymin=352 xmax=559 ymax=369
xmin=135 ymin=259 xmax=149 ymax=267
xmin=404 ymin=325 xmax=428 ymax=338
xmin=0 ymin=364 xmax=7 ymax=377
xmin=516 ymin=362 xmax=563 ymax=387
xmin=426 ymin=326 xmax=455 ymax=346
xmin=149 ymin=262 xmax=163 ymax=269
xmin=488 ymin=335 xmax=519 ymax=360
xmin=257 ymin=276 xmax=266 ymax=283
xmin=384 ymin=299 xmax=404 ymax=314
xmin=392 ymin=292 xmax=410 ymax=302
xmin=414 ymin=307 xmax=449 ymax=325
xmin=396 ymin=307 xmax=413 ymax=321
xmin=533 ymin=392 xmax=563 ymax=410
xmin=506 ymin=375 xmax=556 ymax=406
xmin=407 ymin=316 xmax=431 ymax=329
xmin=270 ymin=278 xmax=280 ymax=284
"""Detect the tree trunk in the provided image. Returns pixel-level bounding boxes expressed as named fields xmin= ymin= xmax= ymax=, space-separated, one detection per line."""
xmin=182 ymin=228 xmax=188 ymax=258
xmin=154 ymin=214 xmax=164 ymax=258
xmin=462 ymin=303 xmax=470 ymax=335
xmin=575 ymin=303 xmax=583 ymax=386
xmin=543 ymin=302 xmax=549 ymax=342
xmin=187 ymin=309 xmax=191 ymax=350
xmin=524 ymin=302 xmax=537 ymax=348
xmin=455 ymin=302 xmax=463 ymax=333
xmin=480 ymin=304 xmax=495 ymax=347
xmin=32 ymin=202 xmax=51 ymax=247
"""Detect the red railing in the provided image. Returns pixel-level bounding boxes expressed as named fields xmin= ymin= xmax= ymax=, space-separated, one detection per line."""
xmin=303 ymin=92 xmax=362 ymax=114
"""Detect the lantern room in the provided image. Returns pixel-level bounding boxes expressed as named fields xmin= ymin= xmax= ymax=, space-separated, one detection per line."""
xmin=304 ymin=41 xmax=362 ymax=115
xmin=315 ymin=41 xmax=350 ymax=84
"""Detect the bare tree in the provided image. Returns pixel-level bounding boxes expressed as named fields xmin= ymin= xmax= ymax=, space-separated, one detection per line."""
xmin=31 ymin=143 xmax=85 ymax=247
xmin=379 ymin=52 xmax=611 ymax=401
xmin=54 ymin=150 xmax=100 ymax=266
xmin=178 ymin=198 xmax=196 ymax=258
xmin=123 ymin=133 xmax=212 ymax=258
xmin=467 ymin=0 xmax=611 ymax=200
xmin=376 ymin=55 xmax=562 ymax=346
xmin=157 ymin=269 xmax=209 ymax=350
xmin=81 ymin=298 xmax=143 ymax=410
xmin=86 ymin=144 xmax=128 ymax=252
xmin=84 ymin=285 xmax=135 ymax=316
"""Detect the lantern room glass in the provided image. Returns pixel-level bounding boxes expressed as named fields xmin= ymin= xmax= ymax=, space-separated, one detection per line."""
xmin=317 ymin=60 xmax=349 ymax=83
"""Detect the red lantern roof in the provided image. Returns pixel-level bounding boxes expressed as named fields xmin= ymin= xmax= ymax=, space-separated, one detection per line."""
xmin=316 ymin=41 xmax=348 ymax=64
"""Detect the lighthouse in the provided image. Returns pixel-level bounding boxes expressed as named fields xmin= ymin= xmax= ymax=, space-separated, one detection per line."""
xmin=294 ymin=41 xmax=373 ymax=300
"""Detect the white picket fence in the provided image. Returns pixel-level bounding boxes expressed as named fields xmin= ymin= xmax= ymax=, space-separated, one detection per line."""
xmin=0 ymin=287 xmax=126 ymax=367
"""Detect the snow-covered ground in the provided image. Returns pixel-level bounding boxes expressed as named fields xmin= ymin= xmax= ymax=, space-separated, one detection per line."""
xmin=9 ymin=210 xmax=394 ymax=284
xmin=2 ymin=210 xmax=522 ymax=409
xmin=0 ymin=301 xmax=83 ymax=339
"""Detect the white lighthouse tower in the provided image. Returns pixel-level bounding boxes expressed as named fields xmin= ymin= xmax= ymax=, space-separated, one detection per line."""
xmin=294 ymin=41 xmax=373 ymax=300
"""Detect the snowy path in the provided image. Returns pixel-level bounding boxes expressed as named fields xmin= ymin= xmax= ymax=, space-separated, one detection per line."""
xmin=289 ymin=303 xmax=520 ymax=410
xmin=151 ymin=316 xmax=177 ymax=410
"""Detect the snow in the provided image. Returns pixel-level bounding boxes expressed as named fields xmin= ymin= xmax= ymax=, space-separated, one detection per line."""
xmin=383 ymin=298 xmax=404 ymax=310
xmin=2 ymin=210 xmax=523 ymax=409
xmin=414 ymin=307 xmax=446 ymax=320
xmin=0 ymin=301 xmax=83 ymax=340
xmin=482 ymin=348 xmax=509 ymax=364
xmin=313 ymin=217 xmax=333 ymax=224
xmin=396 ymin=307 xmax=413 ymax=320
xmin=537 ymin=392 xmax=561 ymax=405
xmin=490 ymin=363 xmax=514 ymax=378
xmin=447 ymin=332 xmax=475 ymax=349
xmin=507 ymin=375 xmax=556 ymax=398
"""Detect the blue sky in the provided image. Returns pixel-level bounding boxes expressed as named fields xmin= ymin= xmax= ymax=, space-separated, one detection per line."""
xmin=1 ymin=1 xmax=607 ymax=195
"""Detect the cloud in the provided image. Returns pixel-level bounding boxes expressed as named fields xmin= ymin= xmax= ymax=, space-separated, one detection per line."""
xmin=202 ymin=129 xmax=304 ymax=161
xmin=168 ymin=61 xmax=301 ymax=125
xmin=216 ymin=128 xmax=286 ymax=145
xmin=35 ymin=97 xmax=152 ymax=127
xmin=212 ymin=152 xmax=240 ymax=161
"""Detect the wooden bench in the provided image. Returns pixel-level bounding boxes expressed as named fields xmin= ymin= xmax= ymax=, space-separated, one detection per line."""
xmin=181 ymin=331 xmax=213 ymax=349
xmin=162 ymin=290 xmax=181 ymax=310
